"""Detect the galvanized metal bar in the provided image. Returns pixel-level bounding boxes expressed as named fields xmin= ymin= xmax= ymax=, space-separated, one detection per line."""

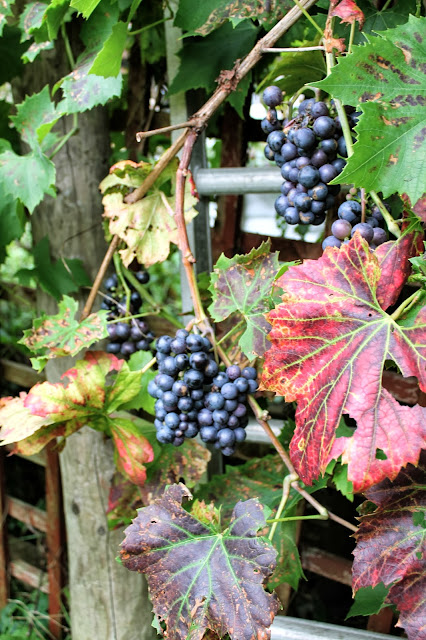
xmin=272 ymin=616 xmax=393 ymax=640
xmin=194 ymin=167 xmax=282 ymax=196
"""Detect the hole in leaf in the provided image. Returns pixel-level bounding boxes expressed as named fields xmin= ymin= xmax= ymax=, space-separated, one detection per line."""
xmin=375 ymin=448 xmax=387 ymax=460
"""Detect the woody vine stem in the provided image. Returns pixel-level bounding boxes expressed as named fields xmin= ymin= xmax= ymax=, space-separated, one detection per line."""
xmin=82 ymin=0 xmax=358 ymax=533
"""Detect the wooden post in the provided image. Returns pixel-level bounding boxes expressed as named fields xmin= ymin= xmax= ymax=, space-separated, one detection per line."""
xmin=0 ymin=450 xmax=9 ymax=608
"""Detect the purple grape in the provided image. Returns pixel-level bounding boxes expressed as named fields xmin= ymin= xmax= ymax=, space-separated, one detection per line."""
xmin=218 ymin=428 xmax=235 ymax=447
xmin=309 ymin=183 xmax=328 ymax=201
xmin=351 ymin=222 xmax=374 ymax=243
xmin=313 ymin=116 xmax=335 ymax=139
xmin=337 ymin=136 xmax=347 ymax=157
xmin=183 ymin=369 xmax=204 ymax=389
xmin=115 ymin=322 xmax=131 ymax=341
xmin=322 ymin=236 xmax=342 ymax=250
xmin=267 ymin=130 xmax=286 ymax=152
xmin=106 ymin=342 xmax=120 ymax=354
xmin=296 ymin=156 xmax=311 ymax=169
xmin=331 ymin=219 xmax=352 ymax=240
xmin=200 ymin=426 xmax=218 ymax=443
xmin=284 ymin=207 xmax=300 ymax=224
xmin=288 ymin=167 xmax=300 ymax=183
xmin=338 ymin=200 xmax=361 ymax=223
xmin=311 ymin=200 xmax=326 ymax=215
xmin=319 ymin=163 xmax=338 ymax=184
xmin=135 ymin=270 xmax=150 ymax=284
xmin=299 ymin=211 xmax=315 ymax=225
xmin=311 ymin=102 xmax=329 ymax=118
xmin=298 ymin=165 xmax=320 ymax=188
xmin=294 ymin=127 xmax=316 ymax=150
xmin=264 ymin=144 xmax=275 ymax=161
xmin=310 ymin=149 xmax=329 ymax=168
xmin=281 ymin=180 xmax=294 ymax=195
xmin=319 ymin=138 xmax=338 ymax=155
xmin=373 ymin=228 xmax=388 ymax=245
xmin=281 ymin=142 xmax=298 ymax=161
xmin=275 ymin=195 xmax=290 ymax=217
xmin=261 ymin=117 xmax=281 ymax=135
xmin=234 ymin=427 xmax=247 ymax=443
xmin=332 ymin=158 xmax=346 ymax=173
xmin=274 ymin=153 xmax=285 ymax=167
xmin=263 ymin=85 xmax=283 ymax=107
xmin=294 ymin=193 xmax=312 ymax=212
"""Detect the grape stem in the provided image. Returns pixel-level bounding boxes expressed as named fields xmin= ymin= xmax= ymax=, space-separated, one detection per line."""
xmin=139 ymin=356 xmax=157 ymax=375
xmin=361 ymin=188 xmax=366 ymax=223
xmin=262 ymin=46 xmax=325 ymax=52
xmin=390 ymin=289 xmax=423 ymax=321
xmin=216 ymin=321 xmax=245 ymax=345
xmin=268 ymin=473 xmax=299 ymax=542
xmin=114 ymin=253 xmax=131 ymax=315
xmin=268 ymin=514 xmax=328 ymax=524
xmin=370 ymin=191 xmax=401 ymax=237
xmin=291 ymin=0 xmax=323 ymax=36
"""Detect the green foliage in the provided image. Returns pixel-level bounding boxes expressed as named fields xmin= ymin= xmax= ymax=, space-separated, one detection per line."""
xmin=0 ymin=149 xmax=56 ymax=213
xmin=346 ymin=584 xmax=391 ymax=618
xmin=89 ymin=21 xmax=128 ymax=77
xmin=314 ymin=15 xmax=426 ymax=205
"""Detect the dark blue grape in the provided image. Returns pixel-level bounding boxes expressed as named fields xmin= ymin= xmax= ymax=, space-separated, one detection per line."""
xmin=319 ymin=138 xmax=338 ymax=155
xmin=189 ymin=351 xmax=209 ymax=370
xmin=288 ymin=167 xmax=300 ymax=183
xmin=170 ymin=338 xmax=186 ymax=354
xmin=294 ymin=127 xmax=316 ymax=150
xmin=104 ymin=275 xmax=118 ymax=291
xmin=221 ymin=383 xmax=238 ymax=400
xmin=299 ymin=211 xmax=315 ymax=225
xmin=311 ymin=200 xmax=326 ymax=215
xmin=115 ymin=322 xmax=130 ymax=341
xmin=280 ymin=142 xmax=298 ymax=161
xmin=371 ymin=205 xmax=386 ymax=222
xmin=263 ymin=85 xmax=283 ymax=107
xmin=148 ymin=380 xmax=160 ymax=398
xmin=185 ymin=334 xmax=204 ymax=352
xmin=164 ymin=413 xmax=180 ymax=429
xmin=338 ymin=201 xmax=361 ymax=223
xmin=313 ymin=116 xmax=335 ymax=139
xmin=183 ymin=369 xmax=204 ymax=389
xmin=337 ymin=136 xmax=347 ymax=157
xmin=213 ymin=372 xmax=229 ymax=389
xmin=267 ymin=130 xmax=286 ymax=152
xmin=351 ymin=223 xmax=374 ymax=243
xmin=185 ymin=424 xmax=199 ymax=438
xmin=159 ymin=356 xmax=179 ymax=377
xmin=373 ymin=228 xmax=387 ymax=245
xmin=175 ymin=353 xmax=189 ymax=370
xmin=332 ymin=158 xmax=346 ymax=173
xmin=319 ymin=164 xmax=338 ymax=184
xmin=130 ymin=291 xmax=141 ymax=308
xmin=226 ymin=365 xmax=241 ymax=380
xmin=200 ymin=426 xmax=218 ymax=443
xmin=233 ymin=403 xmax=247 ymax=418
xmin=309 ymin=182 xmax=328 ymax=201
xmin=213 ymin=409 xmax=229 ymax=426
xmin=298 ymin=98 xmax=315 ymax=115
xmin=218 ymin=428 xmax=235 ymax=447
xmin=280 ymin=162 xmax=293 ymax=181
xmin=284 ymin=207 xmax=299 ymax=224
xmin=178 ymin=397 xmax=193 ymax=412
xmin=155 ymin=335 xmax=172 ymax=354
xmin=106 ymin=342 xmax=120 ymax=354
xmin=310 ymin=149 xmax=329 ymax=168
xmin=155 ymin=374 xmax=175 ymax=391
xmin=322 ymin=236 xmax=342 ymax=250
xmin=234 ymin=377 xmax=249 ymax=393
xmin=234 ymin=427 xmax=247 ymax=443
xmin=156 ymin=428 xmax=174 ymax=444
xmin=281 ymin=181 xmax=294 ymax=195
xmin=162 ymin=391 xmax=178 ymax=408
xmin=173 ymin=437 xmax=184 ymax=447
xmin=261 ymin=117 xmax=281 ymax=135
xmin=135 ymin=270 xmax=150 ymax=284
xmin=312 ymin=214 xmax=326 ymax=225
xmin=311 ymin=101 xmax=329 ymax=119
xmin=287 ymin=188 xmax=297 ymax=205
xmin=247 ymin=379 xmax=258 ymax=393
xmin=190 ymin=389 xmax=204 ymax=401
xmin=204 ymin=360 xmax=219 ymax=378
xmin=205 ymin=392 xmax=225 ymax=410
xmin=198 ymin=408 xmax=213 ymax=426
xmin=120 ymin=342 xmax=136 ymax=357
xmin=294 ymin=193 xmax=312 ymax=212
xmin=295 ymin=156 xmax=310 ymax=170
xmin=298 ymin=165 xmax=320 ymax=188
xmin=296 ymin=183 xmax=308 ymax=193
xmin=224 ymin=399 xmax=238 ymax=412
xmin=242 ymin=367 xmax=257 ymax=380
xmin=264 ymin=144 xmax=275 ymax=162
xmin=365 ymin=216 xmax=379 ymax=228
xmin=275 ymin=195 xmax=290 ymax=217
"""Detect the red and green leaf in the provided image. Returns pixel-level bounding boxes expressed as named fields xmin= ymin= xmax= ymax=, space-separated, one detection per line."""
xmin=110 ymin=416 xmax=154 ymax=486
xmin=353 ymin=454 xmax=426 ymax=640
xmin=120 ymin=484 xmax=280 ymax=640
xmin=19 ymin=295 xmax=108 ymax=371
xmin=208 ymin=241 xmax=280 ymax=359
xmin=330 ymin=0 xmax=365 ymax=27
xmin=262 ymin=225 xmax=426 ymax=492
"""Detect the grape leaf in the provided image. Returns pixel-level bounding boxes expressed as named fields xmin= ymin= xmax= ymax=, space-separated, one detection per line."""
xmin=89 ymin=21 xmax=128 ymax=77
xmin=0 ymin=352 xmax=142 ymax=456
xmin=44 ymin=0 xmax=70 ymax=40
xmin=70 ymin=0 xmax=102 ymax=19
xmin=174 ymin=0 xmax=290 ymax=36
xmin=346 ymin=584 xmax=391 ymax=618
xmin=0 ymin=0 xmax=14 ymax=36
xmin=110 ymin=416 xmax=154 ymax=486
xmin=0 ymin=149 xmax=55 ymax=212
xmin=57 ymin=50 xmax=122 ymax=113
xmin=119 ymin=350 xmax=157 ymax=414
xmin=101 ymin=160 xmax=198 ymax=268
xmin=313 ymin=15 xmax=426 ymax=206
xmin=19 ymin=2 xmax=47 ymax=41
xmin=19 ymin=295 xmax=108 ymax=372
xmin=330 ymin=0 xmax=364 ymax=27
xmin=22 ymin=40 xmax=54 ymax=63
xmin=208 ymin=241 xmax=280 ymax=360
xmin=262 ymin=226 xmax=426 ymax=492
xmin=353 ymin=455 xmax=426 ymax=639
xmin=120 ymin=483 xmax=280 ymax=640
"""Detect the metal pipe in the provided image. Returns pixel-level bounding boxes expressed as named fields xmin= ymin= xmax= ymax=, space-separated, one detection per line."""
xmin=194 ymin=167 xmax=282 ymax=196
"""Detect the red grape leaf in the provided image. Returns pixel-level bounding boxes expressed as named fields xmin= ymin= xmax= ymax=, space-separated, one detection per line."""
xmin=353 ymin=454 xmax=426 ymax=640
xmin=262 ymin=226 xmax=426 ymax=492
xmin=331 ymin=0 xmax=365 ymax=27
xmin=19 ymin=295 xmax=108 ymax=372
xmin=208 ymin=240 xmax=280 ymax=359
xmin=120 ymin=483 xmax=280 ymax=640
xmin=0 ymin=352 xmax=145 ymax=462
xmin=110 ymin=416 xmax=154 ymax=486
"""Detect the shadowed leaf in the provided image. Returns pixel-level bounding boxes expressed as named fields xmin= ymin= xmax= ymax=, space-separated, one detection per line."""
xmin=208 ymin=241 xmax=280 ymax=359
xmin=353 ymin=454 xmax=426 ymax=639
xmin=19 ymin=295 xmax=108 ymax=371
xmin=120 ymin=484 xmax=280 ymax=640
xmin=262 ymin=226 xmax=426 ymax=492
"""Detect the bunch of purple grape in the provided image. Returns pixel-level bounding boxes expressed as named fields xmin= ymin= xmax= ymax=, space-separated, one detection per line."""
xmin=148 ymin=329 xmax=258 ymax=455
xmin=322 ymin=201 xmax=388 ymax=250
xmin=102 ymin=271 xmax=155 ymax=358
xmin=261 ymin=86 xmax=357 ymax=226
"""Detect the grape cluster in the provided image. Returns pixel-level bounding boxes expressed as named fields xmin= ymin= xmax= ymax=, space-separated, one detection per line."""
xmin=261 ymin=86 xmax=358 ymax=227
xmin=322 ymin=199 xmax=388 ymax=250
xmin=148 ymin=329 xmax=258 ymax=455
xmin=102 ymin=271 xmax=155 ymax=358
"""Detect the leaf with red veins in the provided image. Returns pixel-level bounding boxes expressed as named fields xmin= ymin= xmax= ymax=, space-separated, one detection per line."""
xmin=262 ymin=232 xmax=426 ymax=493
xmin=353 ymin=456 xmax=426 ymax=640
xmin=0 ymin=395 xmax=55 ymax=446
xmin=120 ymin=484 xmax=279 ymax=640
xmin=110 ymin=417 xmax=154 ymax=486
xmin=331 ymin=0 xmax=365 ymax=27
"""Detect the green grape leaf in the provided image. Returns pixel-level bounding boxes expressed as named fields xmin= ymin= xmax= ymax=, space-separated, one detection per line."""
xmin=169 ymin=21 xmax=257 ymax=117
xmin=119 ymin=350 xmax=156 ymax=414
xmin=19 ymin=2 xmax=47 ymax=41
xmin=11 ymin=86 xmax=62 ymax=150
xmin=101 ymin=160 xmax=198 ymax=268
xmin=89 ymin=21 xmax=128 ymax=77
xmin=57 ymin=50 xmax=122 ymax=113
xmin=79 ymin=0 xmax=119 ymax=49
xmin=0 ymin=352 xmax=145 ymax=457
xmin=0 ymin=0 xmax=14 ymax=36
xmin=208 ymin=240 xmax=280 ymax=359
xmin=22 ymin=40 xmax=54 ymax=63
xmin=70 ymin=0 xmax=102 ymax=18
xmin=0 ymin=149 xmax=55 ymax=212
xmin=313 ymin=15 xmax=426 ymax=206
xmin=120 ymin=484 xmax=280 ymax=640
xmin=257 ymin=42 xmax=326 ymax=98
xmin=19 ymin=295 xmax=108 ymax=371
xmin=174 ymin=0 xmax=290 ymax=36
xmin=45 ymin=0 xmax=70 ymax=40
xmin=332 ymin=463 xmax=354 ymax=502
xmin=346 ymin=584 xmax=391 ymax=618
